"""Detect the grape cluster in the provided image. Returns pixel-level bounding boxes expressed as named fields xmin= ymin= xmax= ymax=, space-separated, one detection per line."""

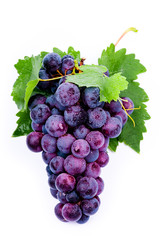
xmin=26 ymin=52 xmax=134 ymax=224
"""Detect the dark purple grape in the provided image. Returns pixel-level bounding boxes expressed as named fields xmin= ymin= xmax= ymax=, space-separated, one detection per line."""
xmin=84 ymin=162 xmax=101 ymax=178
xmin=64 ymin=155 xmax=86 ymax=176
xmin=37 ymin=69 xmax=51 ymax=91
xmin=57 ymin=134 xmax=76 ymax=154
xmin=114 ymin=109 xmax=128 ymax=126
xmin=50 ymin=80 xmax=61 ymax=94
xmin=42 ymin=125 xmax=48 ymax=134
xmin=31 ymin=122 xmax=43 ymax=132
xmin=76 ymin=214 xmax=90 ymax=224
xmin=50 ymin=188 xmax=58 ymax=199
xmin=64 ymin=105 xmax=87 ymax=127
xmin=95 ymin=195 xmax=101 ymax=204
xmin=87 ymin=107 xmax=107 ymax=129
xmin=46 ymin=165 xmax=53 ymax=176
xmin=104 ymin=100 xmax=122 ymax=114
xmin=46 ymin=94 xmax=66 ymax=111
xmin=45 ymin=115 xmax=68 ymax=137
xmin=41 ymin=134 xmax=57 ymax=153
xmin=30 ymin=104 xmax=51 ymax=124
xmin=96 ymin=151 xmax=109 ymax=167
xmin=61 ymin=55 xmax=75 ymax=75
xmin=62 ymin=203 xmax=82 ymax=222
xmin=85 ymin=149 xmax=99 ymax=163
xmin=83 ymin=87 xmax=103 ymax=108
xmin=86 ymin=131 xmax=105 ymax=150
xmin=66 ymin=190 xmax=80 ymax=203
xmin=76 ymin=177 xmax=98 ymax=199
xmin=57 ymin=191 xmax=67 ymax=204
xmin=51 ymin=107 xmax=62 ymax=115
xmin=48 ymin=174 xmax=57 ymax=189
xmin=54 ymin=203 xmax=67 ymax=222
xmin=121 ymin=97 xmax=134 ymax=115
xmin=55 ymin=173 xmax=76 ymax=193
xmin=43 ymin=53 xmax=61 ymax=74
xmin=57 ymin=150 xmax=68 ymax=159
xmin=73 ymin=125 xmax=90 ymax=139
xmin=49 ymin=156 xmax=64 ymax=174
xmin=96 ymin=177 xmax=104 ymax=195
xmin=28 ymin=94 xmax=46 ymax=110
xmin=42 ymin=151 xmax=56 ymax=164
xmin=26 ymin=132 xmax=43 ymax=152
xmin=62 ymin=55 xmax=74 ymax=61
xmin=99 ymin=137 xmax=109 ymax=152
xmin=80 ymin=198 xmax=99 ymax=216
xmin=56 ymin=82 xmax=80 ymax=107
xmin=71 ymin=139 xmax=90 ymax=158
xmin=102 ymin=117 xmax=122 ymax=138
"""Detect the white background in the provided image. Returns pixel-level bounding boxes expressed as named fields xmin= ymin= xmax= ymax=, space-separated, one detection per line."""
xmin=0 ymin=0 xmax=160 ymax=239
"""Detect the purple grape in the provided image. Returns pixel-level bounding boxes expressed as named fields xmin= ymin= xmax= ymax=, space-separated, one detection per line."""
xmin=62 ymin=203 xmax=82 ymax=222
xmin=80 ymin=198 xmax=99 ymax=216
xmin=55 ymin=173 xmax=76 ymax=193
xmin=54 ymin=203 xmax=67 ymax=222
xmin=37 ymin=69 xmax=51 ymax=91
xmin=30 ymin=104 xmax=51 ymax=124
xmin=64 ymin=105 xmax=87 ymax=127
xmin=26 ymin=132 xmax=43 ymax=152
xmin=46 ymin=165 xmax=53 ymax=176
xmin=42 ymin=124 xmax=48 ymax=134
xmin=31 ymin=122 xmax=43 ymax=132
xmin=45 ymin=115 xmax=68 ymax=137
xmin=61 ymin=55 xmax=75 ymax=75
xmin=102 ymin=117 xmax=122 ymax=138
xmin=114 ymin=109 xmax=128 ymax=126
xmin=95 ymin=195 xmax=101 ymax=204
xmin=43 ymin=53 xmax=61 ymax=74
xmin=77 ymin=214 xmax=90 ymax=224
xmin=96 ymin=177 xmax=104 ymax=195
xmin=49 ymin=156 xmax=64 ymax=174
xmin=57 ymin=150 xmax=68 ymax=159
xmin=71 ymin=139 xmax=90 ymax=158
xmin=57 ymin=191 xmax=67 ymax=204
xmin=96 ymin=151 xmax=109 ymax=167
xmin=66 ymin=190 xmax=80 ymax=203
xmin=48 ymin=174 xmax=57 ymax=189
xmin=64 ymin=155 xmax=86 ymax=176
xmin=73 ymin=125 xmax=90 ymax=139
xmin=104 ymin=100 xmax=122 ymax=114
xmin=121 ymin=97 xmax=134 ymax=114
xmin=41 ymin=134 xmax=57 ymax=153
xmin=42 ymin=151 xmax=56 ymax=164
xmin=46 ymin=94 xmax=66 ymax=111
xmin=83 ymin=87 xmax=103 ymax=108
xmin=57 ymin=134 xmax=76 ymax=154
xmin=50 ymin=188 xmax=58 ymax=199
xmin=51 ymin=107 xmax=62 ymax=115
xmin=28 ymin=94 xmax=46 ymax=110
xmin=76 ymin=177 xmax=98 ymax=199
xmin=87 ymin=107 xmax=107 ymax=129
xmin=85 ymin=149 xmax=99 ymax=163
xmin=86 ymin=131 xmax=105 ymax=150
xmin=84 ymin=162 xmax=101 ymax=178
xmin=99 ymin=137 xmax=109 ymax=152
xmin=55 ymin=82 xmax=80 ymax=107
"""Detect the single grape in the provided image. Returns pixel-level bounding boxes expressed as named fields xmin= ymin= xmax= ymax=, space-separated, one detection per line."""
xmin=99 ymin=137 xmax=109 ymax=152
xmin=102 ymin=117 xmax=122 ymax=138
xmin=54 ymin=203 xmax=67 ymax=222
xmin=50 ymin=188 xmax=58 ymax=199
xmin=80 ymin=198 xmax=99 ymax=216
xmin=31 ymin=122 xmax=43 ymax=132
xmin=64 ymin=105 xmax=87 ymax=127
xmin=83 ymin=87 xmax=103 ymax=108
xmin=49 ymin=156 xmax=64 ymax=174
xmin=57 ymin=191 xmax=67 ymax=204
xmin=76 ymin=177 xmax=98 ymax=199
xmin=71 ymin=139 xmax=90 ymax=158
xmin=73 ymin=125 xmax=90 ymax=139
xmin=66 ymin=190 xmax=80 ymax=203
xmin=76 ymin=214 xmax=90 ymax=224
xmin=87 ymin=107 xmax=107 ymax=129
xmin=96 ymin=177 xmax=104 ymax=195
xmin=55 ymin=82 xmax=80 ymax=107
xmin=61 ymin=55 xmax=75 ymax=75
xmin=96 ymin=151 xmax=109 ymax=167
xmin=55 ymin=173 xmax=76 ymax=193
xmin=43 ymin=53 xmax=61 ymax=74
xmin=37 ymin=68 xmax=51 ymax=91
xmin=30 ymin=104 xmax=51 ymax=124
xmin=84 ymin=162 xmax=101 ymax=178
xmin=104 ymin=100 xmax=122 ymax=114
xmin=114 ymin=109 xmax=128 ymax=126
xmin=62 ymin=203 xmax=82 ymax=222
xmin=26 ymin=132 xmax=43 ymax=152
xmin=86 ymin=131 xmax=105 ymax=149
xmin=41 ymin=134 xmax=57 ymax=153
xmin=64 ymin=155 xmax=86 ymax=176
xmin=121 ymin=97 xmax=134 ymax=114
xmin=48 ymin=174 xmax=57 ymax=189
xmin=28 ymin=94 xmax=46 ymax=110
xmin=45 ymin=115 xmax=68 ymax=137
xmin=57 ymin=134 xmax=76 ymax=154
xmin=85 ymin=149 xmax=99 ymax=163
xmin=42 ymin=151 xmax=56 ymax=164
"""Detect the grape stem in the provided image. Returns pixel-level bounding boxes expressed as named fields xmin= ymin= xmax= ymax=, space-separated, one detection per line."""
xmin=115 ymin=27 xmax=138 ymax=47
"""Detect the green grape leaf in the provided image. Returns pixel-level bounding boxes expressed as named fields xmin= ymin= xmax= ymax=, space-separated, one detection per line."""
xmin=53 ymin=47 xmax=67 ymax=58
xmin=24 ymin=79 xmax=39 ymax=109
xmin=67 ymin=46 xmax=81 ymax=61
xmin=66 ymin=65 xmax=128 ymax=103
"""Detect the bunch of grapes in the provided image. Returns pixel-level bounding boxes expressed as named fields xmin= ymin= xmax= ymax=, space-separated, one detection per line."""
xmin=26 ymin=53 xmax=134 ymax=224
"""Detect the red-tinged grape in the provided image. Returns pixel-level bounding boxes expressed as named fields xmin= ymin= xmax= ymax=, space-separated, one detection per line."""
xmin=26 ymin=132 xmax=43 ymax=152
xmin=57 ymin=134 xmax=76 ymax=154
xmin=104 ymin=100 xmax=122 ymax=114
xmin=96 ymin=177 xmax=104 ymax=195
xmin=45 ymin=115 xmax=68 ymax=137
xmin=76 ymin=177 xmax=98 ymax=199
xmin=121 ymin=97 xmax=134 ymax=115
xmin=62 ymin=203 xmax=82 ymax=222
xmin=80 ymin=198 xmax=99 ymax=216
xmin=64 ymin=155 xmax=86 ymax=176
xmin=49 ymin=156 xmax=64 ymax=174
xmin=54 ymin=203 xmax=67 ymax=222
xmin=84 ymin=162 xmax=101 ymax=178
xmin=96 ymin=151 xmax=109 ymax=167
xmin=73 ymin=124 xmax=90 ymax=139
xmin=41 ymin=134 xmax=57 ymax=153
xmin=114 ymin=109 xmax=128 ymax=126
xmin=71 ymin=139 xmax=90 ymax=158
xmin=102 ymin=117 xmax=122 ymax=138
xmin=99 ymin=137 xmax=109 ymax=152
xmin=42 ymin=151 xmax=56 ymax=164
xmin=55 ymin=173 xmax=76 ymax=193
xmin=64 ymin=105 xmax=87 ymax=127
xmin=86 ymin=131 xmax=105 ymax=150
xmin=31 ymin=121 xmax=43 ymax=132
